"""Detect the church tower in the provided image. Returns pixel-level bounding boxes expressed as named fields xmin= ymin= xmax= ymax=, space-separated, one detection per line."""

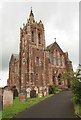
xmin=7 ymin=8 xmax=73 ymax=92
xmin=19 ymin=8 xmax=46 ymax=91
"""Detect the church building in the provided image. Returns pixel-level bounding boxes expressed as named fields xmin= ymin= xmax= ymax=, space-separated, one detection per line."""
xmin=7 ymin=9 xmax=73 ymax=92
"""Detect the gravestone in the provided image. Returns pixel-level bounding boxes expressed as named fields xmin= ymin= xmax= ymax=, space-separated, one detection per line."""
xmin=0 ymin=88 xmax=3 ymax=96
xmin=30 ymin=90 xmax=36 ymax=98
xmin=43 ymin=87 xmax=48 ymax=96
xmin=34 ymin=87 xmax=38 ymax=96
xmin=3 ymin=90 xmax=13 ymax=108
xmin=38 ymin=87 xmax=43 ymax=97
xmin=38 ymin=92 xmax=43 ymax=97
xmin=26 ymin=87 xmax=31 ymax=98
xmin=19 ymin=92 xmax=26 ymax=102
xmin=19 ymin=89 xmax=27 ymax=102
xmin=39 ymin=87 xmax=43 ymax=91
xmin=43 ymin=90 xmax=47 ymax=96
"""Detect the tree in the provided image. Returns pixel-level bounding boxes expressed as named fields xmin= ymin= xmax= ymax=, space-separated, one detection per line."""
xmin=63 ymin=70 xmax=81 ymax=104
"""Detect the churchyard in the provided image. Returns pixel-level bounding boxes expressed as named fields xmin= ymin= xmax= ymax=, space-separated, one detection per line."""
xmin=2 ymin=86 xmax=61 ymax=119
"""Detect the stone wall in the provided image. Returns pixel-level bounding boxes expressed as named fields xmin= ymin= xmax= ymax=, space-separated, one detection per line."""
xmin=7 ymin=9 xmax=73 ymax=92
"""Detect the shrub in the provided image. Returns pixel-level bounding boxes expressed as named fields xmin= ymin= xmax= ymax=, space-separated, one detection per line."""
xmin=63 ymin=71 xmax=81 ymax=104
xmin=71 ymin=78 xmax=81 ymax=104
xmin=48 ymin=85 xmax=60 ymax=94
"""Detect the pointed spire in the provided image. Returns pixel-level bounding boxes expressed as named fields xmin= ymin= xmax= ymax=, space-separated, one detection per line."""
xmin=29 ymin=7 xmax=34 ymax=17
xmin=28 ymin=7 xmax=35 ymax=23
xmin=39 ymin=20 xmax=42 ymax=24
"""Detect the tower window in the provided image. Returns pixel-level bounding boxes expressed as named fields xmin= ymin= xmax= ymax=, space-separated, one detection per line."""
xmin=31 ymin=73 xmax=33 ymax=83
xmin=31 ymin=31 xmax=34 ymax=42
xmin=36 ymin=57 xmax=39 ymax=65
xmin=38 ymin=32 xmax=41 ymax=44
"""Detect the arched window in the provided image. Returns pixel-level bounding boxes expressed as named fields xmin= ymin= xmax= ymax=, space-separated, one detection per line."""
xmin=60 ymin=54 xmax=62 ymax=66
xmin=56 ymin=50 xmax=58 ymax=66
xmin=31 ymin=31 xmax=34 ymax=42
xmin=38 ymin=32 xmax=41 ymax=44
xmin=50 ymin=54 xmax=54 ymax=65
xmin=31 ymin=73 xmax=33 ymax=83
xmin=36 ymin=57 xmax=39 ymax=65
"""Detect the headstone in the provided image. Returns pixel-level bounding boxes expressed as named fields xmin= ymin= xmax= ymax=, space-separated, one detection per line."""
xmin=43 ymin=87 xmax=48 ymax=96
xmin=26 ymin=87 xmax=31 ymax=98
xmin=43 ymin=90 xmax=47 ymax=96
xmin=34 ymin=87 xmax=38 ymax=96
xmin=19 ymin=89 xmax=27 ymax=102
xmin=39 ymin=87 xmax=43 ymax=91
xmin=3 ymin=90 xmax=13 ymax=108
xmin=38 ymin=92 xmax=43 ymax=97
xmin=19 ymin=92 xmax=27 ymax=102
xmin=0 ymin=88 xmax=3 ymax=96
xmin=30 ymin=90 xmax=36 ymax=98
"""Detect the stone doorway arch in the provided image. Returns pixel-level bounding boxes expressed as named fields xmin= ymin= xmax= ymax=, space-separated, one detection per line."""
xmin=58 ymin=74 xmax=61 ymax=85
xmin=52 ymin=75 xmax=55 ymax=85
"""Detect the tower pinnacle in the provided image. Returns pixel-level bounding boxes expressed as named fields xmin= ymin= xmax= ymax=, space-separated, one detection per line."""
xmin=54 ymin=38 xmax=56 ymax=42
xmin=28 ymin=7 xmax=35 ymax=23
xmin=29 ymin=7 xmax=34 ymax=17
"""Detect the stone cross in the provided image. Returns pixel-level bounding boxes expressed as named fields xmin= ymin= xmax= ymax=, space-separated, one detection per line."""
xmin=54 ymin=38 xmax=56 ymax=42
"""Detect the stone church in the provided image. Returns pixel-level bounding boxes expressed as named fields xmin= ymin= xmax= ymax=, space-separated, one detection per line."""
xmin=7 ymin=9 xmax=73 ymax=92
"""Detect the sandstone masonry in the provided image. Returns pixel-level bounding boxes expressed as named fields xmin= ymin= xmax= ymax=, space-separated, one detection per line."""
xmin=7 ymin=9 xmax=73 ymax=92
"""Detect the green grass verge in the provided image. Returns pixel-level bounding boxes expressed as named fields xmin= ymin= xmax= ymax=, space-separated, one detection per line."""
xmin=2 ymin=94 xmax=54 ymax=119
xmin=74 ymin=104 xmax=81 ymax=116
xmin=0 ymin=111 xmax=2 ymax=120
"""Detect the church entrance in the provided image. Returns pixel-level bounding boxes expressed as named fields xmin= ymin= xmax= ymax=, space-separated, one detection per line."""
xmin=58 ymin=74 xmax=61 ymax=85
xmin=52 ymin=76 xmax=55 ymax=85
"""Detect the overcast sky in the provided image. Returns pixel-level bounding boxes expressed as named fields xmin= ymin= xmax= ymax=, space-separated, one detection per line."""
xmin=0 ymin=1 xmax=79 ymax=87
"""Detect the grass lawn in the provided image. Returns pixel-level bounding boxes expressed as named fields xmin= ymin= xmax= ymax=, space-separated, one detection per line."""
xmin=2 ymin=94 xmax=54 ymax=119
xmin=74 ymin=104 xmax=81 ymax=117
xmin=0 ymin=111 xmax=2 ymax=120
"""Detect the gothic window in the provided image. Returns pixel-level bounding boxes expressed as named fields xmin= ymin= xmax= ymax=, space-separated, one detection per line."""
xmin=38 ymin=32 xmax=41 ymax=44
xmin=50 ymin=54 xmax=54 ymax=65
xmin=52 ymin=56 xmax=54 ymax=65
xmin=36 ymin=57 xmax=39 ymax=65
xmin=31 ymin=31 xmax=34 ymax=42
xmin=56 ymin=50 xmax=58 ymax=66
xmin=31 ymin=73 xmax=33 ymax=83
xmin=60 ymin=54 xmax=62 ymax=66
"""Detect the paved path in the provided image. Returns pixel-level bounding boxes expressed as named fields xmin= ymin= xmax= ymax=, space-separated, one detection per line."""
xmin=14 ymin=90 xmax=77 ymax=118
